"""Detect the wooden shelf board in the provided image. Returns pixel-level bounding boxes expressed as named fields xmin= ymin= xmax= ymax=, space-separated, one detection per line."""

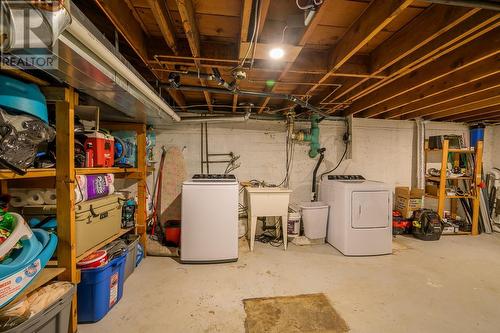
xmin=425 ymin=175 xmax=472 ymax=182
xmin=0 ymin=169 xmax=55 ymax=180
xmin=8 ymin=267 xmax=66 ymax=306
xmin=425 ymin=148 xmax=475 ymax=153
xmin=425 ymin=194 xmax=474 ymax=199
xmin=76 ymin=227 xmax=134 ymax=262
xmin=76 ymin=167 xmax=139 ymax=175
xmin=0 ymin=167 xmax=139 ymax=180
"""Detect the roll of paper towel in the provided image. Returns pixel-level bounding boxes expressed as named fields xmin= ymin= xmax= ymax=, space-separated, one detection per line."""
xmin=41 ymin=189 xmax=57 ymax=205
xmin=10 ymin=190 xmax=29 ymax=207
xmin=26 ymin=190 xmax=45 ymax=205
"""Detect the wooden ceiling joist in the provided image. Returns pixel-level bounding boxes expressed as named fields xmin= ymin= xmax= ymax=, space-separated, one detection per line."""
xmin=440 ymin=105 xmax=500 ymax=122
xmin=257 ymin=0 xmax=271 ymax=38
xmin=370 ymin=5 xmax=477 ymax=74
xmin=357 ymin=56 xmax=500 ymax=119
xmin=335 ymin=11 xmax=499 ymax=112
xmin=384 ymin=73 xmax=500 ymax=120
xmin=90 ymin=0 xmax=499 ymax=122
xmin=95 ymin=0 xmax=149 ymax=63
xmin=258 ymin=0 xmax=330 ymax=113
xmin=177 ymin=0 xmax=213 ymax=112
xmin=393 ymin=83 xmax=500 ymax=119
xmin=427 ymin=95 xmax=500 ymax=120
xmin=94 ymin=0 xmax=186 ymax=110
xmin=344 ymin=28 xmax=500 ymax=116
xmin=148 ymin=0 xmax=178 ymax=54
xmin=305 ymin=0 xmax=414 ymax=98
xmin=321 ymin=8 xmax=494 ymax=110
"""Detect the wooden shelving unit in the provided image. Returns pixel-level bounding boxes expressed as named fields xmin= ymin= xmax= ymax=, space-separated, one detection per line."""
xmin=8 ymin=268 xmax=66 ymax=306
xmin=0 ymin=87 xmax=149 ymax=333
xmin=424 ymin=139 xmax=483 ymax=236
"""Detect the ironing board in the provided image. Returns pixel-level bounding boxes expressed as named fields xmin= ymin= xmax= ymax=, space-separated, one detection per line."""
xmin=160 ymin=146 xmax=187 ymax=222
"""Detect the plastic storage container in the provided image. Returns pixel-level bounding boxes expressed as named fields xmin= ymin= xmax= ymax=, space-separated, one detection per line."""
xmin=300 ymin=202 xmax=329 ymax=239
xmin=77 ymin=253 xmax=127 ymax=323
xmin=470 ymin=124 xmax=485 ymax=148
xmin=123 ymin=234 xmax=140 ymax=281
xmin=4 ymin=285 xmax=75 ymax=333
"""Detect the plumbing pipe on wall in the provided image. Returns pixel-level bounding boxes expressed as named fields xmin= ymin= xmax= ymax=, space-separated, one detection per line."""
xmin=292 ymin=114 xmax=322 ymax=158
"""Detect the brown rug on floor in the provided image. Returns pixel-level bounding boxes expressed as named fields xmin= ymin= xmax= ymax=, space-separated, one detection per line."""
xmin=243 ymin=293 xmax=349 ymax=333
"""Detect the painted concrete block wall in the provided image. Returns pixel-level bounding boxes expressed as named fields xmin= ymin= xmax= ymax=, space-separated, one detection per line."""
xmin=155 ymin=118 xmax=414 ymax=204
xmin=150 ymin=118 xmax=492 ymax=205
xmin=115 ymin=118 xmax=496 ymax=216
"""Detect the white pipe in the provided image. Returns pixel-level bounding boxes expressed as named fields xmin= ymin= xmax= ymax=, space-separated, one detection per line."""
xmin=64 ymin=17 xmax=180 ymax=122
xmin=180 ymin=112 xmax=251 ymax=124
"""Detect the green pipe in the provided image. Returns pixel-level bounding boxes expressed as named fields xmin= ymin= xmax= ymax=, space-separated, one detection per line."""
xmin=308 ymin=114 xmax=321 ymax=158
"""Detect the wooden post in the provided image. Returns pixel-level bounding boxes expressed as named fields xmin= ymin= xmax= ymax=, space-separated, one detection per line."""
xmin=437 ymin=140 xmax=449 ymax=219
xmin=136 ymin=125 xmax=148 ymax=253
xmin=450 ymin=153 xmax=460 ymax=219
xmin=472 ymin=141 xmax=484 ymax=236
xmin=55 ymin=89 xmax=78 ymax=333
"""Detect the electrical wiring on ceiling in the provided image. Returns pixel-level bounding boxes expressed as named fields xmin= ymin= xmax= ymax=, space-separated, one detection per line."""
xmin=296 ymin=0 xmax=323 ymax=10
xmin=235 ymin=0 xmax=260 ymax=70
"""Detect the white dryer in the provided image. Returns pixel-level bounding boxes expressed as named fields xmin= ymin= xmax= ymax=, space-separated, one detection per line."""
xmin=319 ymin=175 xmax=392 ymax=256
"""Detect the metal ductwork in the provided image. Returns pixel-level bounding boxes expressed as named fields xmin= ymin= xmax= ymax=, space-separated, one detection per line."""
xmin=1 ymin=0 xmax=72 ymax=51
xmin=2 ymin=1 xmax=180 ymax=124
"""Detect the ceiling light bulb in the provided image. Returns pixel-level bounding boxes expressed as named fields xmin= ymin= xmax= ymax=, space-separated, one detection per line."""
xmin=269 ymin=47 xmax=285 ymax=59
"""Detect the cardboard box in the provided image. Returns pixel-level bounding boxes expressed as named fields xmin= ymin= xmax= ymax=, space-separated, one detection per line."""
xmin=395 ymin=187 xmax=424 ymax=219
xmin=425 ymin=184 xmax=439 ymax=196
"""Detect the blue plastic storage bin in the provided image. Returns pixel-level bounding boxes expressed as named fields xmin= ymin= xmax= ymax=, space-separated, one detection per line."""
xmin=77 ymin=253 xmax=127 ymax=323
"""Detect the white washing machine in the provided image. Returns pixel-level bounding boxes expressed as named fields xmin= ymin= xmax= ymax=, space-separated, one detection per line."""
xmin=181 ymin=174 xmax=239 ymax=263
xmin=319 ymin=175 xmax=392 ymax=256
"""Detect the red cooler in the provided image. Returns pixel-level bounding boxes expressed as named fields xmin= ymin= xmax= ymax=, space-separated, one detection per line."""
xmin=84 ymin=132 xmax=115 ymax=167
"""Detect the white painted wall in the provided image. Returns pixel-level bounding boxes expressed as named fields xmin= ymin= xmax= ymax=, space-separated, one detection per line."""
xmin=149 ymin=118 xmax=495 ymax=205
xmin=115 ymin=118 xmax=496 ymax=218
xmin=155 ymin=118 xmax=415 ymax=204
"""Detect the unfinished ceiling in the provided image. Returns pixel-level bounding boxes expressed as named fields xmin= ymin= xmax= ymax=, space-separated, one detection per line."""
xmin=86 ymin=0 xmax=500 ymax=122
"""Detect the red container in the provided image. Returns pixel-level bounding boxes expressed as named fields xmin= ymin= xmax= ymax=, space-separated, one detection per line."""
xmin=77 ymin=250 xmax=108 ymax=269
xmin=165 ymin=220 xmax=181 ymax=247
xmin=84 ymin=132 xmax=115 ymax=167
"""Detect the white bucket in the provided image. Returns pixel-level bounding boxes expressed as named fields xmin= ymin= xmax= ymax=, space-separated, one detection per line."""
xmin=300 ymin=202 xmax=329 ymax=239
xmin=288 ymin=212 xmax=301 ymax=238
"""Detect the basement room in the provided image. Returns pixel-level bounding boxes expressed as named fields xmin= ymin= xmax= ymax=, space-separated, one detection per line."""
xmin=0 ymin=0 xmax=499 ymax=332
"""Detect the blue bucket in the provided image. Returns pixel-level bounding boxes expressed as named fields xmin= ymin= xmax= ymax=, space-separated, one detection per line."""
xmin=470 ymin=124 xmax=485 ymax=148
xmin=77 ymin=253 xmax=127 ymax=323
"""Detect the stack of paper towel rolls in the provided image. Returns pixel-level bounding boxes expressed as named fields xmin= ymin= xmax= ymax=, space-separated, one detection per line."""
xmin=9 ymin=174 xmax=116 ymax=207
xmin=10 ymin=189 xmax=57 ymax=207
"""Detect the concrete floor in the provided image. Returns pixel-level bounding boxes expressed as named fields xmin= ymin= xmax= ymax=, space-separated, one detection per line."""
xmin=79 ymin=234 xmax=500 ymax=333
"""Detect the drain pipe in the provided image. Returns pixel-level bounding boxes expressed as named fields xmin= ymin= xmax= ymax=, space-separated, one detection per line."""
xmin=312 ymin=148 xmax=326 ymax=202
xmin=180 ymin=111 xmax=251 ymax=123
